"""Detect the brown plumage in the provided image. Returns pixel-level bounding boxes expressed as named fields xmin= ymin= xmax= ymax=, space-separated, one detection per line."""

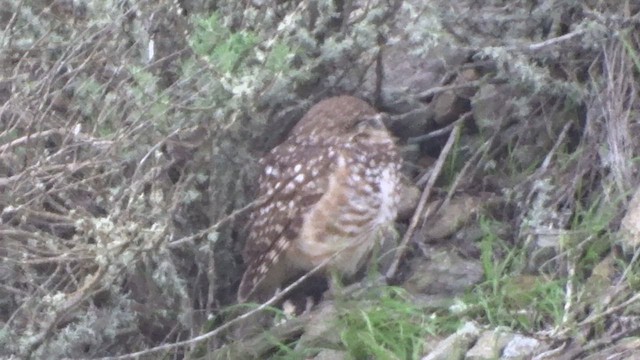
xmin=238 ymin=96 xmax=401 ymax=302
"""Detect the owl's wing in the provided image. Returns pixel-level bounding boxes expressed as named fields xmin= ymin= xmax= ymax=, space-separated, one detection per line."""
xmin=238 ymin=141 xmax=333 ymax=302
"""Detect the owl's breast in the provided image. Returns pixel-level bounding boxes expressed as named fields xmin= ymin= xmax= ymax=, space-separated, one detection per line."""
xmin=374 ymin=164 xmax=401 ymax=225
xmin=287 ymin=144 xmax=400 ymax=275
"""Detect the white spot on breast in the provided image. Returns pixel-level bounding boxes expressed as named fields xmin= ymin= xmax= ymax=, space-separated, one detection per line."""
xmin=294 ymin=173 xmax=305 ymax=183
xmin=259 ymin=263 xmax=269 ymax=274
xmin=294 ymin=164 xmax=302 ymax=173
xmin=376 ymin=166 xmax=398 ymax=223
xmin=267 ymin=250 xmax=278 ymax=261
xmin=284 ymin=181 xmax=296 ymax=193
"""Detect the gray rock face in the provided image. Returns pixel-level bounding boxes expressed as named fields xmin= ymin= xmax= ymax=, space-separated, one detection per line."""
xmin=404 ymin=248 xmax=483 ymax=296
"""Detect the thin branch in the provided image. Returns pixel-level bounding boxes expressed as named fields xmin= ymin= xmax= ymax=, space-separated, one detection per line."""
xmin=540 ymin=120 xmax=573 ymax=171
xmin=407 ymin=111 xmax=472 ymax=144
xmin=386 ymin=122 xmax=462 ymax=280
xmin=167 ymin=194 xmax=268 ymax=248
xmin=506 ymin=29 xmax=587 ymax=53
xmin=416 ymin=82 xmax=482 ymax=101
xmin=95 ymin=251 xmax=339 ymax=360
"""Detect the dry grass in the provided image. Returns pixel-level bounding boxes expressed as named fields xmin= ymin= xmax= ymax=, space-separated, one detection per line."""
xmin=1 ymin=0 xmax=639 ymax=359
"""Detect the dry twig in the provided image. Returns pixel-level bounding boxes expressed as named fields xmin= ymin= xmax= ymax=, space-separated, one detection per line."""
xmin=386 ymin=121 xmax=462 ymax=280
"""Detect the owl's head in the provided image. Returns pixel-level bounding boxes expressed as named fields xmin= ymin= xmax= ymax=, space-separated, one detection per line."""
xmin=290 ymin=96 xmax=388 ymax=140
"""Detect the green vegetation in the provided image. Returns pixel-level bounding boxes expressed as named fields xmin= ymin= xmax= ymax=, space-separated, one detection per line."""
xmin=1 ymin=0 xmax=639 ymax=358
xmin=337 ymin=288 xmax=431 ymax=360
xmin=468 ymin=217 xmax=568 ymax=331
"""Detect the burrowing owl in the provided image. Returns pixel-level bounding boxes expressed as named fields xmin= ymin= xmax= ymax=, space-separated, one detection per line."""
xmin=238 ymin=96 xmax=401 ymax=302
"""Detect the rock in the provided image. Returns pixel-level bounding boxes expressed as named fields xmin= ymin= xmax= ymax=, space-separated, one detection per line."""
xmin=401 ymin=143 xmax=424 ymax=179
xmin=422 ymin=321 xmax=480 ymax=360
xmin=403 ymin=248 xmax=483 ymax=296
xmin=387 ymin=104 xmax=436 ymax=141
xmin=456 ymin=69 xmax=481 ymax=99
xmin=368 ymin=36 xmax=473 ymax=137
xmin=471 ymin=84 xmax=512 ymax=133
xmin=431 ymin=65 xmax=478 ymax=126
xmin=398 ymin=181 xmax=421 ymax=221
xmin=314 ymin=349 xmax=348 ymax=360
xmin=419 ymin=195 xmax=485 ymax=242
xmin=619 ymin=186 xmax=640 ymax=251
xmin=584 ymin=253 xmax=615 ymax=302
xmin=465 ymin=328 xmax=514 ymax=360
xmin=295 ymin=302 xmax=342 ymax=351
xmin=379 ymin=42 xmax=447 ymax=104
xmin=501 ymin=334 xmax=541 ymax=359
xmin=433 ymin=91 xmax=470 ymax=126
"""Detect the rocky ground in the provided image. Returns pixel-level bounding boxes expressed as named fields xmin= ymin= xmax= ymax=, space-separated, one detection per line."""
xmin=1 ymin=0 xmax=640 ymax=359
